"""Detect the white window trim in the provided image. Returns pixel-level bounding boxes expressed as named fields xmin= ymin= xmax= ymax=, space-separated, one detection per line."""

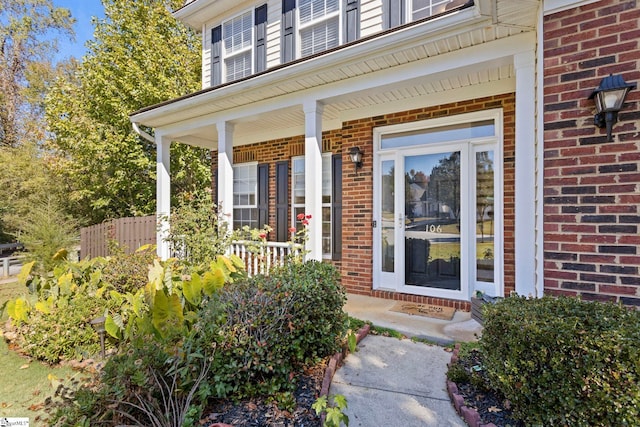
xmin=292 ymin=153 xmax=333 ymax=258
xmin=221 ymin=9 xmax=255 ymax=83
xmin=373 ymin=109 xmax=504 ymax=300
xmin=409 ymin=0 xmax=452 ymax=21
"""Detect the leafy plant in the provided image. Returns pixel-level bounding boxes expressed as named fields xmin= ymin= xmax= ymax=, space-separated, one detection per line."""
xmin=102 ymin=242 xmax=157 ymax=293
xmin=162 ymin=191 xmax=234 ymax=268
xmin=313 ymin=394 xmax=349 ymax=427
xmin=481 ymin=295 xmax=640 ymax=426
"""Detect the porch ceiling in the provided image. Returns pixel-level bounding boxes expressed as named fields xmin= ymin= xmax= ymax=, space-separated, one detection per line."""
xmin=131 ymin=0 xmax=538 ymax=149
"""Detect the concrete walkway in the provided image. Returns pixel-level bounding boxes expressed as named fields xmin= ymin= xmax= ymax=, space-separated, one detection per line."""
xmin=328 ymin=293 xmax=482 ymax=426
xmin=329 ymin=335 xmax=465 ymax=426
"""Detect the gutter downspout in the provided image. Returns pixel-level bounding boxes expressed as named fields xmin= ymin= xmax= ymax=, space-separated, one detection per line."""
xmin=132 ymin=122 xmax=155 ymax=144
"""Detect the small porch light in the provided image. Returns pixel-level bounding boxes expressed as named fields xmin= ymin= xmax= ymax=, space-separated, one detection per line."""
xmin=90 ymin=315 xmax=106 ymax=358
xmin=349 ymin=146 xmax=364 ymax=173
xmin=588 ymin=74 xmax=636 ymax=142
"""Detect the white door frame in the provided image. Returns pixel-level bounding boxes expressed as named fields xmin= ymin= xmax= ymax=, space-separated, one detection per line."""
xmin=372 ymin=109 xmax=504 ymax=300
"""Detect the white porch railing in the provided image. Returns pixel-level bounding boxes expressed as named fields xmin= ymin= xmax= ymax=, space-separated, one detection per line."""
xmin=228 ymin=241 xmax=303 ymax=277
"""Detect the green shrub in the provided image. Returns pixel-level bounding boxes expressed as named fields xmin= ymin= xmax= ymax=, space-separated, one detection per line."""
xmin=480 ymin=295 xmax=640 ymax=426
xmin=102 ymin=243 xmax=157 ymax=293
xmin=263 ymin=260 xmax=348 ymax=363
xmin=193 ymin=260 xmax=348 ymax=400
xmin=50 ymin=333 xmax=210 ymax=427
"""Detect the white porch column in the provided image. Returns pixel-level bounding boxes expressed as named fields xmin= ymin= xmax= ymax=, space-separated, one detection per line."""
xmin=156 ymin=134 xmax=171 ymax=260
xmin=303 ymin=100 xmax=324 ymax=260
xmin=514 ymin=50 xmax=538 ymax=297
xmin=217 ymin=122 xmax=234 ymax=224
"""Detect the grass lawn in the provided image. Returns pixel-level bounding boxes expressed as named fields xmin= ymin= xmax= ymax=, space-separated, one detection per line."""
xmin=0 ymin=279 xmax=83 ymax=422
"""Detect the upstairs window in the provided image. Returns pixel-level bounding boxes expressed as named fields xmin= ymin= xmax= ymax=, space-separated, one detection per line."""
xmin=299 ymin=0 xmax=340 ymax=57
xmin=223 ymin=11 xmax=253 ymax=81
xmin=383 ymin=0 xmax=469 ymax=29
xmin=211 ymin=5 xmax=267 ymax=86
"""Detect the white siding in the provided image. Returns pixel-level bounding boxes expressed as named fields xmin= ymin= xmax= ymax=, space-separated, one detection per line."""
xmin=361 ymin=0 xmax=383 ymax=38
xmin=266 ymin=0 xmax=282 ymax=69
xmin=202 ymin=23 xmax=212 ymax=89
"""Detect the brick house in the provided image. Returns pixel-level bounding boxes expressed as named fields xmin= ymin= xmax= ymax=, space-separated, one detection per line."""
xmin=130 ymin=0 xmax=639 ymax=310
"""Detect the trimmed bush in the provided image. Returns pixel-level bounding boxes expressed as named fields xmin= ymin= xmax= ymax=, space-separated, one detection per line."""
xmin=480 ymin=295 xmax=640 ymax=426
xmin=194 ymin=260 xmax=348 ymax=399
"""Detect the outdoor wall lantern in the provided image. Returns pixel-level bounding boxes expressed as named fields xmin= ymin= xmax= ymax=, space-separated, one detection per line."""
xmin=589 ymin=74 xmax=636 ymax=142
xmin=349 ymin=146 xmax=364 ymax=173
xmin=90 ymin=315 xmax=106 ymax=358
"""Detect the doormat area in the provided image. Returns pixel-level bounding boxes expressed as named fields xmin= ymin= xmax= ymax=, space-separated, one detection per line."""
xmin=389 ymin=302 xmax=456 ymax=320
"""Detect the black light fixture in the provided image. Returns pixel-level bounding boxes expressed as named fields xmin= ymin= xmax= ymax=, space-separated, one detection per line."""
xmin=349 ymin=146 xmax=364 ymax=173
xmin=90 ymin=315 xmax=106 ymax=358
xmin=588 ymin=74 xmax=636 ymax=142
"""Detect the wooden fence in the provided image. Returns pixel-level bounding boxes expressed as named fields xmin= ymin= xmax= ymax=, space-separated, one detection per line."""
xmin=80 ymin=215 xmax=156 ymax=259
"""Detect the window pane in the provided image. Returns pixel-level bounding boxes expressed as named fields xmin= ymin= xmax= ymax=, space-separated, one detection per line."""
xmin=300 ymin=17 xmax=339 ymax=57
xmin=412 ymin=0 xmax=450 ymax=20
xmin=322 ymin=206 xmax=331 ymax=256
xmin=476 ymin=151 xmax=495 ymax=283
xmin=226 ymin=51 xmax=251 ymax=81
xmin=223 ymin=11 xmax=252 ymax=54
xmin=300 ymin=0 xmax=339 ymax=24
xmin=381 ymin=120 xmax=495 ymax=149
xmin=322 ymin=155 xmax=331 ymax=200
xmin=381 ymin=160 xmax=395 ymax=272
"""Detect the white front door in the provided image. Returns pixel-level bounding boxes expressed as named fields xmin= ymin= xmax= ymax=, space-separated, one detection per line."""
xmin=372 ymin=110 xmax=504 ymax=300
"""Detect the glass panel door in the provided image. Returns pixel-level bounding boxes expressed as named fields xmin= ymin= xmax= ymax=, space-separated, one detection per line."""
xmin=404 ymin=152 xmax=461 ymax=291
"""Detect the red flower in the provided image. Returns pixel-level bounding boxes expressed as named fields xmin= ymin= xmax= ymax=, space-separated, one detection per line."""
xmin=289 ymin=227 xmax=296 ymax=233
xmin=259 ymin=233 xmax=267 ymax=239
xmin=306 ymin=214 xmax=312 ymax=219
xmin=297 ymin=213 xmax=305 ymax=220
xmin=302 ymin=219 xmax=309 ymax=226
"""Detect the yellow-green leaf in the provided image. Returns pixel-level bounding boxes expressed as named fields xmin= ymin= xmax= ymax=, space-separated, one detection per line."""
xmin=148 ymin=259 xmax=164 ymax=290
xmin=35 ymin=296 xmax=54 ymax=314
xmin=57 ymin=272 xmax=73 ymax=295
xmin=105 ymin=315 xmax=122 ymax=339
xmin=8 ymin=298 xmax=30 ymax=323
xmin=52 ymin=248 xmax=68 ymax=261
xmin=202 ymin=269 xmax=225 ymax=295
xmin=17 ymin=261 xmax=35 ymax=286
xmin=152 ymin=289 xmax=183 ymax=337
xmin=182 ymin=273 xmax=202 ymax=306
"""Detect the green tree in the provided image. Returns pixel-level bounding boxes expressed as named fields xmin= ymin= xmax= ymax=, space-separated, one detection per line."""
xmin=46 ymin=0 xmax=210 ymax=224
xmin=0 ymin=0 xmax=74 ymax=148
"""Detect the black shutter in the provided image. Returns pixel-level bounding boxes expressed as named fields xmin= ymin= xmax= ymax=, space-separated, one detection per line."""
xmin=331 ymin=154 xmax=342 ymax=260
xmin=255 ymin=4 xmax=268 ymax=73
xmin=383 ymin=0 xmax=403 ymax=29
xmin=275 ymin=161 xmax=289 ymax=242
xmin=258 ymin=163 xmax=269 ymax=229
xmin=344 ymin=0 xmax=359 ymax=43
xmin=211 ymin=25 xmax=222 ymax=86
xmin=281 ymin=0 xmax=296 ymax=63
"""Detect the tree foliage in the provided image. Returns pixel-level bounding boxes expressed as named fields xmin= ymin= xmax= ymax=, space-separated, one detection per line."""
xmin=0 ymin=0 xmax=74 ymax=148
xmin=46 ymin=0 xmax=210 ymax=224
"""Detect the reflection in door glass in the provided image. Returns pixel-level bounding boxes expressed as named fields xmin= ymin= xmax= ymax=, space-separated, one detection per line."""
xmin=476 ymin=151 xmax=494 ymax=283
xmin=405 ymin=152 xmax=461 ymax=291
xmin=380 ymin=160 xmax=396 ymax=272
xmin=381 ymin=161 xmax=395 ymax=272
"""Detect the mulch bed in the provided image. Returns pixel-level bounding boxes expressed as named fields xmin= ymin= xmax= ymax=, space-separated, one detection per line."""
xmin=199 ymin=360 xmax=326 ymax=427
xmin=450 ymin=348 xmax=524 ymax=427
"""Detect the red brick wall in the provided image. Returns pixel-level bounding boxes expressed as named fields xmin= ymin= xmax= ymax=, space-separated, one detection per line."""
xmin=212 ymin=94 xmax=516 ymax=310
xmin=543 ymin=0 xmax=640 ymax=306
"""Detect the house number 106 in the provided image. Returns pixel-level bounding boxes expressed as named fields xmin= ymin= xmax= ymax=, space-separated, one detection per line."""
xmin=428 ymin=225 xmax=442 ymax=233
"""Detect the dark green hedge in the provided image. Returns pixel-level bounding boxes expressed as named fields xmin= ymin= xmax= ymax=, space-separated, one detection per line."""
xmin=480 ymin=295 xmax=640 ymax=426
